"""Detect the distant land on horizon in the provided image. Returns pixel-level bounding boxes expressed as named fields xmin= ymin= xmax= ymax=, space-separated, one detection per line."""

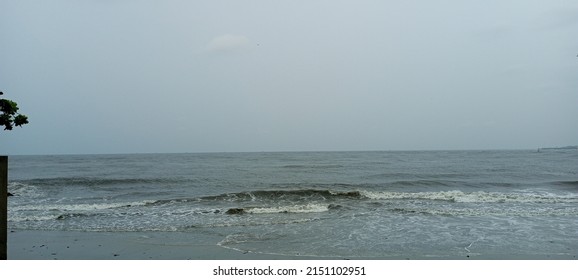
xmin=540 ymin=145 xmax=578 ymax=150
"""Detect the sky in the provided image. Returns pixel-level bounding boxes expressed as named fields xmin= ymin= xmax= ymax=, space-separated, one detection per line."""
xmin=1 ymin=0 xmax=577 ymax=155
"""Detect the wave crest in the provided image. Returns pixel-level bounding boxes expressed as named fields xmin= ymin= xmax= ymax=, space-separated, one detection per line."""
xmin=360 ymin=190 xmax=578 ymax=203
xmin=200 ymin=189 xmax=362 ymax=202
xmin=226 ymin=203 xmax=335 ymax=215
xmin=10 ymin=200 xmax=157 ymax=212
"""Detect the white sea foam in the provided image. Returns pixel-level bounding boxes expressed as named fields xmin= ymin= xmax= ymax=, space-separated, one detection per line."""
xmin=10 ymin=200 xmax=157 ymax=212
xmin=8 ymin=182 xmax=44 ymax=198
xmin=360 ymin=190 xmax=578 ymax=203
xmin=392 ymin=205 xmax=578 ymax=217
xmin=8 ymin=214 xmax=61 ymax=222
xmin=203 ymin=218 xmax=318 ymax=229
xmin=245 ymin=203 xmax=330 ymax=214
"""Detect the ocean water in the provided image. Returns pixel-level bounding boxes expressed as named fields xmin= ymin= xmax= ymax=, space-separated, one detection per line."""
xmin=6 ymin=150 xmax=578 ymax=259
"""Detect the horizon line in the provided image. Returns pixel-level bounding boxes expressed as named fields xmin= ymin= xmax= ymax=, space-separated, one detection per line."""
xmin=4 ymin=147 xmax=570 ymax=157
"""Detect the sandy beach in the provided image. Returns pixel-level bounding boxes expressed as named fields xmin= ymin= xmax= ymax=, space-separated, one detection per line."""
xmin=5 ymin=230 xmax=578 ymax=280
xmin=7 ymin=230 xmax=340 ymax=260
xmin=9 ymin=229 xmax=577 ymax=260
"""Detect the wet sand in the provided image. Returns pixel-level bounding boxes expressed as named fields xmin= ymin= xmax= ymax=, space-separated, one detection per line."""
xmin=8 ymin=230 xmax=577 ymax=260
xmin=7 ymin=230 xmax=332 ymax=260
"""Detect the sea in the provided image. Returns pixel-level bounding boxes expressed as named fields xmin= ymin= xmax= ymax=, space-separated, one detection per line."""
xmin=6 ymin=150 xmax=578 ymax=259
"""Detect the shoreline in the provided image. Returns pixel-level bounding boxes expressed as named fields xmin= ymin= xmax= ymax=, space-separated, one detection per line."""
xmin=8 ymin=229 xmax=577 ymax=260
xmin=7 ymin=230 xmax=338 ymax=260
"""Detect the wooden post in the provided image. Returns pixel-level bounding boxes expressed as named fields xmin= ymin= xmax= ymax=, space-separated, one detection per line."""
xmin=1 ymin=156 xmax=7 ymax=260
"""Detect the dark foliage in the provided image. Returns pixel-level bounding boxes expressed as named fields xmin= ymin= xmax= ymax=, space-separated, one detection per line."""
xmin=0 ymin=91 xmax=29 ymax=130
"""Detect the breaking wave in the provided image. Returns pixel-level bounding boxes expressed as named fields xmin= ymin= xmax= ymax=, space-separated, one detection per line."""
xmin=10 ymin=200 xmax=156 ymax=212
xmin=226 ymin=203 xmax=337 ymax=215
xmin=198 ymin=189 xmax=362 ymax=202
xmin=189 ymin=188 xmax=578 ymax=204
xmin=8 ymin=187 xmax=577 ymax=230
xmin=359 ymin=190 xmax=578 ymax=203
xmin=7 ymin=182 xmax=45 ymax=198
xmin=387 ymin=206 xmax=578 ymax=216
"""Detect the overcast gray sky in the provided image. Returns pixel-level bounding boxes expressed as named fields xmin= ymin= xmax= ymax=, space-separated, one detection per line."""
xmin=1 ymin=0 xmax=577 ymax=155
